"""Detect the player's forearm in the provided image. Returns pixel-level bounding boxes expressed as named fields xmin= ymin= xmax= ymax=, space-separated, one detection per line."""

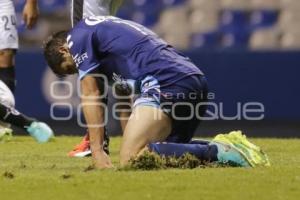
xmin=81 ymin=94 xmax=108 ymax=168
xmin=81 ymin=97 xmax=105 ymax=150
xmin=80 ymin=76 xmax=106 ymax=153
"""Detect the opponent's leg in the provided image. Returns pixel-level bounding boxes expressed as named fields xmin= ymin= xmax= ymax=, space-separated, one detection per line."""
xmin=0 ymin=49 xmax=16 ymax=92
xmin=120 ymin=106 xmax=172 ymax=166
xmin=0 ymin=103 xmax=33 ymax=128
xmin=0 ymin=3 xmax=19 ymax=93
xmin=0 ymin=103 xmax=53 ymax=142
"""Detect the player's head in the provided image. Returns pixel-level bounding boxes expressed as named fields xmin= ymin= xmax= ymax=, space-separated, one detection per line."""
xmin=43 ymin=31 xmax=77 ymax=77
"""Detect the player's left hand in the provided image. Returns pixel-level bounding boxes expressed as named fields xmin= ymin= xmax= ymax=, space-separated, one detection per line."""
xmin=92 ymin=150 xmax=114 ymax=169
xmin=22 ymin=1 xmax=39 ymax=29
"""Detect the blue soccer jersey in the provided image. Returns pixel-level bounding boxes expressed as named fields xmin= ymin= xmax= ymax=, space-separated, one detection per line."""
xmin=68 ymin=16 xmax=203 ymax=87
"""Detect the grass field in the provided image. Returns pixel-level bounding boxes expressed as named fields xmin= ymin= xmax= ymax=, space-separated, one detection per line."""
xmin=0 ymin=136 xmax=299 ymax=200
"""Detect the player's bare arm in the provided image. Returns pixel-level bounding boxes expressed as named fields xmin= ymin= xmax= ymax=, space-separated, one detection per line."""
xmin=81 ymin=75 xmax=113 ymax=169
xmin=68 ymin=0 xmax=125 ymax=158
xmin=23 ymin=0 xmax=39 ymax=29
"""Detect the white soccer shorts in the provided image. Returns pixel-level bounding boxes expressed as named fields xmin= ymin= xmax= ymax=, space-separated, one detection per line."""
xmin=0 ymin=0 xmax=18 ymax=50
xmin=0 ymin=80 xmax=15 ymax=108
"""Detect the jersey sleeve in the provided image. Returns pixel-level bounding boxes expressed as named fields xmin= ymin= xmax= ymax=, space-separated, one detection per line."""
xmin=68 ymin=29 xmax=100 ymax=79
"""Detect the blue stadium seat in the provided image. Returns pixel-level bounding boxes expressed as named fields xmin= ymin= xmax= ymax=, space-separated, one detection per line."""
xmin=39 ymin=0 xmax=67 ymax=13
xmin=128 ymin=0 xmax=162 ymax=26
xmin=249 ymin=10 xmax=278 ymax=29
xmin=132 ymin=0 xmax=162 ymax=12
xmin=190 ymin=32 xmax=221 ymax=49
xmin=131 ymin=11 xmax=160 ymax=27
xmin=116 ymin=1 xmax=136 ymax=20
xmin=117 ymin=9 xmax=133 ymax=20
xmin=220 ymin=10 xmax=249 ymax=32
xmin=219 ymin=10 xmax=250 ymax=48
xmin=221 ymin=32 xmax=250 ymax=48
xmin=162 ymin=0 xmax=185 ymax=7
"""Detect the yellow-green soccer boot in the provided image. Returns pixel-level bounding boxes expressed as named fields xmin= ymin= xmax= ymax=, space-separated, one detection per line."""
xmin=211 ymin=131 xmax=270 ymax=167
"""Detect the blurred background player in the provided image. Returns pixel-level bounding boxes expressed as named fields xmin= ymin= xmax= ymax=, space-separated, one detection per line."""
xmin=0 ymin=79 xmax=53 ymax=143
xmin=68 ymin=0 xmax=124 ymax=157
xmin=71 ymin=0 xmax=123 ymax=27
xmin=0 ymin=0 xmax=39 ymax=93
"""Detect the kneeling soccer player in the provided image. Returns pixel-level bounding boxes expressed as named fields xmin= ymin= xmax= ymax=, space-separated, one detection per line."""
xmin=44 ymin=16 xmax=268 ymax=168
xmin=0 ymin=80 xmax=54 ymax=143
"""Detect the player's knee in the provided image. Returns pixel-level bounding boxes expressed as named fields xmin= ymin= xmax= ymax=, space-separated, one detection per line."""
xmin=120 ymin=144 xmax=151 ymax=166
xmin=120 ymin=144 xmax=142 ymax=166
xmin=0 ymin=49 xmax=15 ymax=67
xmin=119 ymin=151 xmax=131 ymax=166
xmin=120 ymin=146 xmax=136 ymax=166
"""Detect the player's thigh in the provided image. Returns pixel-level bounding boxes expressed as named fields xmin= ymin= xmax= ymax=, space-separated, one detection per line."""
xmin=0 ymin=49 xmax=15 ymax=67
xmin=120 ymin=106 xmax=172 ymax=164
xmin=115 ymin=96 xmax=132 ymax=132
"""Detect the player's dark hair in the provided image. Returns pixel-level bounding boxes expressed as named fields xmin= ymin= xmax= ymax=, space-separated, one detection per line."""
xmin=43 ymin=31 xmax=68 ymax=76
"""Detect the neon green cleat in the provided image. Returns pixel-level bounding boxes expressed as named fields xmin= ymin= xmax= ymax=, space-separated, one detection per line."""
xmin=212 ymin=131 xmax=270 ymax=167
xmin=210 ymin=141 xmax=251 ymax=167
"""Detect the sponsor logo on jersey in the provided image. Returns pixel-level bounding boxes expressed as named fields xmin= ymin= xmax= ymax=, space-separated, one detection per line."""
xmin=73 ymin=53 xmax=88 ymax=67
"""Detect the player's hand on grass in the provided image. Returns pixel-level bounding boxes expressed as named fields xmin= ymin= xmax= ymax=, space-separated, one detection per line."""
xmin=92 ymin=150 xmax=114 ymax=169
xmin=23 ymin=0 xmax=39 ymax=29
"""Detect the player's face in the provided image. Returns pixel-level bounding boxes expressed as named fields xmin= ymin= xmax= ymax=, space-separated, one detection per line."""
xmin=59 ymin=44 xmax=78 ymax=75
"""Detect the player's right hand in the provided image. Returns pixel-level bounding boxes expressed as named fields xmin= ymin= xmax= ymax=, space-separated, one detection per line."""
xmin=23 ymin=0 xmax=39 ymax=29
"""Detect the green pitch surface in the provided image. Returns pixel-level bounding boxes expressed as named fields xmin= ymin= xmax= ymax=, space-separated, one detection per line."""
xmin=0 ymin=136 xmax=299 ymax=200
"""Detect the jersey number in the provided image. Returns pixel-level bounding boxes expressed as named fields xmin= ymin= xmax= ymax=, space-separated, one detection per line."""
xmin=85 ymin=16 xmax=154 ymax=36
xmin=2 ymin=15 xmax=16 ymax=31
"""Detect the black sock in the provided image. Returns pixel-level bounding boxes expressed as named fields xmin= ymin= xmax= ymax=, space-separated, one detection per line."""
xmin=0 ymin=67 xmax=16 ymax=92
xmin=0 ymin=103 xmax=34 ymax=129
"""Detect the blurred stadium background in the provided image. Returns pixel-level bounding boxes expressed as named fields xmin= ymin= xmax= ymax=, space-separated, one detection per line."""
xmin=13 ymin=0 xmax=300 ymax=137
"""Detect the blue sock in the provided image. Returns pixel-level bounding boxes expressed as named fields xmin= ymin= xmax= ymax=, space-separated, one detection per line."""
xmin=189 ymin=139 xmax=210 ymax=145
xmin=148 ymin=142 xmax=218 ymax=162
